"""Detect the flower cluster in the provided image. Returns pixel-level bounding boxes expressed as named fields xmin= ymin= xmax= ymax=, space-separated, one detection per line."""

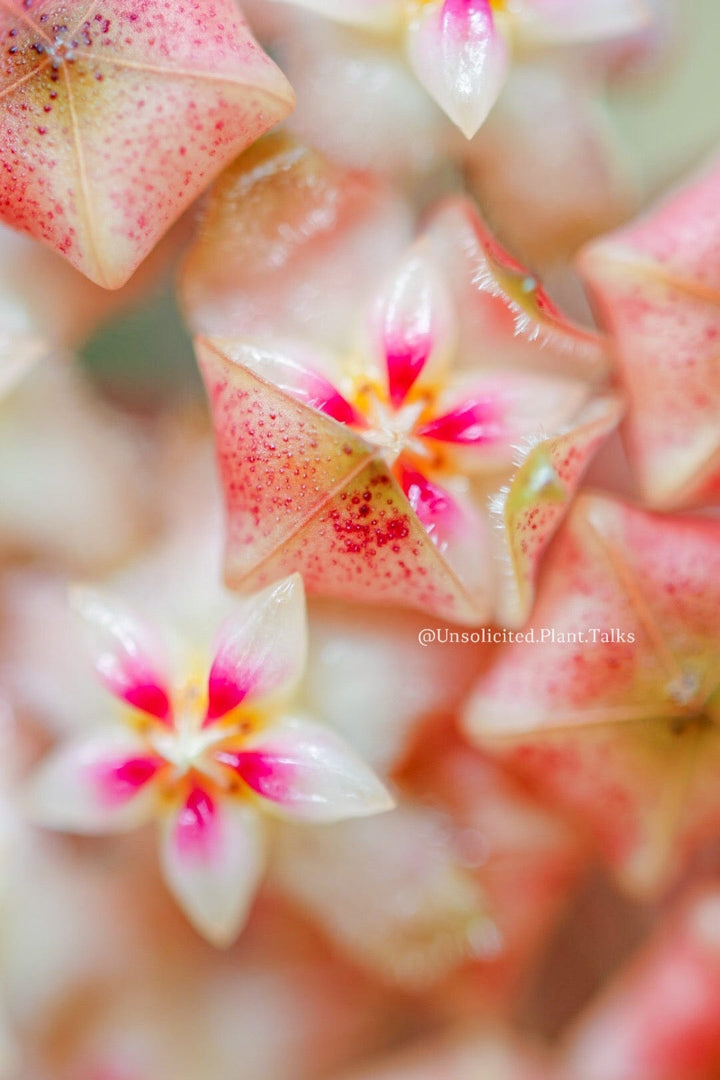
xmin=0 ymin=0 xmax=718 ymax=1077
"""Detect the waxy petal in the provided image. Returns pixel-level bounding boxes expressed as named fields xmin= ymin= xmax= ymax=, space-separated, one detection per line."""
xmin=369 ymin=245 xmax=456 ymax=405
xmin=208 ymin=340 xmax=360 ymax=426
xmin=27 ymin=732 xmax=161 ymax=833
xmin=426 ymin=198 xmax=608 ymax=378
xmin=494 ymin=394 xmax=624 ymax=627
xmin=206 ymin=574 xmax=308 ymax=723
xmin=465 ymin=494 xmax=720 ymax=895
xmin=416 ymin=398 xmax=499 ymax=444
xmin=220 ymin=717 xmax=394 ymax=823
xmin=273 ymin=0 xmax=404 ymax=32
xmin=198 ymin=336 xmax=492 ymax=624
xmin=406 ymin=0 xmax=508 ymax=139
xmin=70 ymin=588 xmax=172 ymax=722
xmin=579 ymin=159 xmax=720 ymax=507
xmin=159 ymin=787 xmax=264 ymax=947
xmin=396 ymin=468 xmax=492 ymax=606
xmin=515 ymin=0 xmax=652 ymax=44
xmin=0 ymin=0 xmax=294 ymax=287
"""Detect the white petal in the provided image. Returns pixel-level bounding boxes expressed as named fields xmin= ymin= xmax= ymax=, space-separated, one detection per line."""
xmin=70 ymin=587 xmax=172 ymax=721
xmin=159 ymin=790 xmax=265 ymax=947
xmin=368 ymin=243 xmax=456 ymax=405
xmin=27 ymin=733 xmax=160 ymax=834
xmin=406 ymin=0 xmax=508 ymax=139
xmin=515 ymin=0 xmax=651 ymax=44
xmin=206 ymin=574 xmax=307 ymax=721
xmin=237 ymin=716 xmax=395 ymax=823
xmin=271 ymin=0 xmax=404 ymax=32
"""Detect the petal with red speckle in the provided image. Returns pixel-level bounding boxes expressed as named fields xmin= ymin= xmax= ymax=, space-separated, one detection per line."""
xmin=0 ymin=0 xmax=294 ymax=287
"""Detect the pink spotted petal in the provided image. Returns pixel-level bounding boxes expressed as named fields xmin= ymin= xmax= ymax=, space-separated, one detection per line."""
xmin=206 ymin=575 xmax=308 ymax=723
xmin=27 ymin=733 xmax=162 ymax=833
xmin=159 ymin=787 xmax=264 ymax=946
xmin=516 ymin=0 xmax=651 ymax=44
xmin=406 ymin=0 xmax=508 ymax=139
xmin=579 ymin=160 xmax=720 ymax=508
xmin=205 ymin=340 xmax=360 ymax=426
xmin=70 ymin=588 xmax=172 ymax=722
xmin=0 ymin=0 xmax=294 ymax=288
xmin=219 ymin=717 xmax=394 ymax=823
xmin=370 ymin=246 xmax=456 ymax=405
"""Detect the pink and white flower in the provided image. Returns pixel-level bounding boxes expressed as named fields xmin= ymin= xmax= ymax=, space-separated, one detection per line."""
xmin=274 ymin=0 xmax=650 ymax=138
xmin=28 ymin=575 xmax=393 ymax=946
xmin=464 ymin=493 xmax=720 ymax=898
xmin=0 ymin=0 xmax=294 ymax=287
xmin=579 ymin=155 xmax=720 ymax=509
xmin=192 ymin=153 xmax=620 ymax=626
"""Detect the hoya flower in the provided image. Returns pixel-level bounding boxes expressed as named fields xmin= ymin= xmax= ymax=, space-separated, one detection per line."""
xmin=274 ymin=0 xmax=650 ymax=138
xmin=464 ymin=493 xmax=720 ymax=898
xmin=579 ymin=156 xmax=720 ymax=508
xmin=0 ymin=0 xmax=294 ymax=287
xmin=28 ymin=575 xmax=393 ymax=946
xmin=192 ymin=151 xmax=620 ymax=625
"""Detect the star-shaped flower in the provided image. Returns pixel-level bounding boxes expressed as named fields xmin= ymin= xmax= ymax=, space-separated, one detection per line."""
xmin=274 ymin=0 xmax=649 ymax=138
xmin=28 ymin=574 xmax=393 ymax=945
xmin=464 ymin=493 xmax=720 ymax=897
xmin=192 ymin=149 xmax=620 ymax=626
xmin=579 ymin=156 xmax=720 ymax=509
xmin=0 ymin=0 xmax=294 ymax=287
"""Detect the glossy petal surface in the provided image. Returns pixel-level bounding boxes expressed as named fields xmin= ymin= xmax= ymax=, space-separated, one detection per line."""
xmin=159 ymin=789 xmax=265 ymax=946
xmin=580 ymin=159 xmax=720 ymax=507
xmin=465 ymin=494 xmax=720 ymax=896
xmin=0 ymin=0 xmax=293 ymax=286
xmin=222 ymin=716 xmax=394 ymax=822
xmin=27 ymin=732 xmax=161 ymax=832
xmin=206 ymin=574 xmax=307 ymax=722
xmin=406 ymin=0 xmax=507 ymax=139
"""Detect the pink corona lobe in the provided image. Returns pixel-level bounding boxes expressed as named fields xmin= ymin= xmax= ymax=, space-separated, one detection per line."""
xmin=121 ymin=680 xmax=172 ymax=724
xmin=399 ymin=466 xmax=459 ymax=536
xmin=219 ymin=750 xmax=295 ymax=806
xmin=443 ymin=0 xmax=494 ymax=34
xmin=417 ymin=398 xmax=501 ymax=444
xmin=175 ymin=786 xmax=217 ymax=859
xmin=93 ymin=756 xmax=163 ymax=807
xmin=206 ymin=670 xmax=249 ymax=725
xmin=386 ymin=337 xmax=432 ymax=406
